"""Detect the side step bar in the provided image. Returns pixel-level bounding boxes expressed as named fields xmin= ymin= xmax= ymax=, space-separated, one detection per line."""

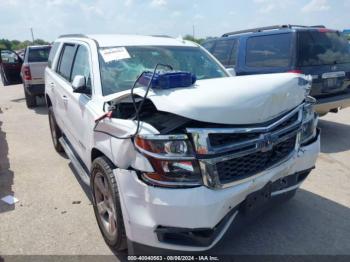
xmin=59 ymin=137 xmax=90 ymax=186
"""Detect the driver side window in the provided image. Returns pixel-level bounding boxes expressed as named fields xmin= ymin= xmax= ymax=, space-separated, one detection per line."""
xmin=71 ymin=45 xmax=92 ymax=93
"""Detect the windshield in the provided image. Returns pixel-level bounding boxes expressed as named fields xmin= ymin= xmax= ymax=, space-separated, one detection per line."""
xmin=28 ymin=47 xmax=51 ymax=62
xmin=298 ymin=31 xmax=350 ymax=66
xmin=98 ymin=46 xmax=227 ymax=96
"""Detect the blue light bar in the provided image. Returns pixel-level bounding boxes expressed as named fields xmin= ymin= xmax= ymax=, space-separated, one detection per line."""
xmin=138 ymin=71 xmax=196 ymax=89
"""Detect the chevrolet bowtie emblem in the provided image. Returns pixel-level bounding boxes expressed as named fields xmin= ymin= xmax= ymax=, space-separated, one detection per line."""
xmin=260 ymin=133 xmax=276 ymax=152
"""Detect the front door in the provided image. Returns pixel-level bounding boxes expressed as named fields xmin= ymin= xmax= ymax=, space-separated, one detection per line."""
xmin=0 ymin=49 xmax=22 ymax=84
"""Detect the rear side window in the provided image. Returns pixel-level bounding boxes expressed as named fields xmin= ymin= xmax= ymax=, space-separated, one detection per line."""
xmin=297 ymin=31 xmax=350 ymax=66
xmin=57 ymin=44 xmax=77 ymax=81
xmin=28 ymin=47 xmax=51 ymax=62
xmin=211 ymin=39 xmax=237 ymax=67
xmin=48 ymin=42 xmax=60 ymax=68
xmin=246 ymin=33 xmax=292 ymax=67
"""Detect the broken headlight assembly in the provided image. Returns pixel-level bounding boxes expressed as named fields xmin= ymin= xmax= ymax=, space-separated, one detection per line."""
xmin=300 ymin=97 xmax=318 ymax=146
xmin=134 ymin=134 xmax=203 ymax=187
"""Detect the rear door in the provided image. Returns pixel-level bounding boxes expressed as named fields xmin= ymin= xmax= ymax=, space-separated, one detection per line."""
xmin=0 ymin=49 xmax=23 ymax=83
xmin=53 ymin=43 xmax=77 ymax=137
xmin=296 ymin=30 xmax=350 ymax=97
xmin=27 ymin=46 xmax=51 ymax=85
xmin=52 ymin=42 xmax=93 ymax=163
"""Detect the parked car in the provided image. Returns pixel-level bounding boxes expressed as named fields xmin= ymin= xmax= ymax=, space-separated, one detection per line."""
xmin=202 ymin=25 xmax=350 ymax=116
xmin=21 ymin=45 xmax=51 ymax=108
xmin=45 ymin=34 xmax=320 ymax=253
xmin=0 ymin=49 xmax=23 ymax=85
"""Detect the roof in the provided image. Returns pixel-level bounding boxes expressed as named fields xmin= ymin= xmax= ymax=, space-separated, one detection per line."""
xmin=27 ymin=45 xmax=51 ymax=49
xmin=59 ymin=34 xmax=198 ymax=48
xmin=222 ymin=25 xmax=327 ymax=37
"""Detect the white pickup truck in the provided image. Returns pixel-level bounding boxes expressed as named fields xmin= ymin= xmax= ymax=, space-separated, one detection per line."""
xmin=45 ymin=34 xmax=320 ymax=253
xmin=21 ymin=45 xmax=51 ymax=108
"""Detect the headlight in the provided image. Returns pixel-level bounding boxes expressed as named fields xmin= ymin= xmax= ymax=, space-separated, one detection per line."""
xmin=300 ymin=98 xmax=318 ymax=145
xmin=134 ymin=135 xmax=202 ymax=187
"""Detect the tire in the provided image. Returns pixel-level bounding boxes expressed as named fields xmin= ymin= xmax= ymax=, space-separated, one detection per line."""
xmin=91 ymin=156 xmax=127 ymax=252
xmin=48 ymin=107 xmax=64 ymax=153
xmin=24 ymin=87 xmax=37 ymax=108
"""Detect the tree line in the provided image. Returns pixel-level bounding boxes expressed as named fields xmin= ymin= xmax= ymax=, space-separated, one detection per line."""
xmin=0 ymin=39 xmax=50 ymax=50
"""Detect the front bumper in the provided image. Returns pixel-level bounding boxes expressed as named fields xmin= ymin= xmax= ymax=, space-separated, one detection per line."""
xmin=114 ymin=132 xmax=320 ymax=252
xmin=314 ymin=91 xmax=350 ymax=114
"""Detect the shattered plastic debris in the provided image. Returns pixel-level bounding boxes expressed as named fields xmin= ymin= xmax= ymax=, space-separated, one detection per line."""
xmin=1 ymin=195 xmax=19 ymax=205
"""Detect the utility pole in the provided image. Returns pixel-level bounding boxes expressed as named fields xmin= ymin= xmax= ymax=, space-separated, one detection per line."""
xmin=30 ymin=28 xmax=35 ymax=43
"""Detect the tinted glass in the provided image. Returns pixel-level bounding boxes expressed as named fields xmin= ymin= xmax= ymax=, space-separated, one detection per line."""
xmin=48 ymin=42 xmax=60 ymax=68
xmin=211 ymin=39 xmax=234 ymax=66
xmin=228 ymin=39 xmax=238 ymax=67
xmin=71 ymin=45 xmax=91 ymax=90
xmin=57 ymin=44 xmax=76 ymax=80
xmin=99 ymin=46 xmax=227 ymax=96
xmin=28 ymin=46 xmax=51 ymax=62
xmin=246 ymin=33 xmax=292 ymax=67
xmin=202 ymin=41 xmax=215 ymax=51
xmin=298 ymin=31 xmax=350 ymax=66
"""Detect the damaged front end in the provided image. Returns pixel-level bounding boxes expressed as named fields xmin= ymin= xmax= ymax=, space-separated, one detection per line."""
xmin=95 ymin=73 xmax=318 ymax=190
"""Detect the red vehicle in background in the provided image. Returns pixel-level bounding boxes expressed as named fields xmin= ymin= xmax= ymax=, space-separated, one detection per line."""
xmin=0 ymin=49 xmax=23 ymax=85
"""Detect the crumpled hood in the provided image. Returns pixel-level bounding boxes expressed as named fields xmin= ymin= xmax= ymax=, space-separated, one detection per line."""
xmin=106 ymin=73 xmax=311 ymax=125
xmin=138 ymin=73 xmax=310 ymax=125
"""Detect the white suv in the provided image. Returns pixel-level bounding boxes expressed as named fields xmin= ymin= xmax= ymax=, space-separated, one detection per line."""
xmin=45 ymin=34 xmax=320 ymax=253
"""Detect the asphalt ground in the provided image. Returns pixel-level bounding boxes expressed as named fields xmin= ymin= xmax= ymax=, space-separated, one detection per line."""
xmin=0 ymin=82 xmax=349 ymax=259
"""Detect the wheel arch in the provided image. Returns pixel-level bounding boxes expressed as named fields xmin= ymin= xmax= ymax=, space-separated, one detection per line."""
xmin=45 ymin=94 xmax=52 ymax=107
xmin=91 ymin=147 xmax=116 ymax=168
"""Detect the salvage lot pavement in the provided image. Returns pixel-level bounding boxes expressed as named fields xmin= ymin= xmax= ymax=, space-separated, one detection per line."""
xmin=0 ymin=82 xmax=349 ymax=256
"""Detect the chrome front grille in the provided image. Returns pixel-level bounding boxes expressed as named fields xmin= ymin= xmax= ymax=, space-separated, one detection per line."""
xmin=216 ymin=135 xmax=296 ymax=184
xmin=186 ymin=105 xmax=303 ymax=189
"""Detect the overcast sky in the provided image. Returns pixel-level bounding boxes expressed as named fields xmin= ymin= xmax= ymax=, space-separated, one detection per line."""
xmin=0 ymin=0 xmax=349 ymax=41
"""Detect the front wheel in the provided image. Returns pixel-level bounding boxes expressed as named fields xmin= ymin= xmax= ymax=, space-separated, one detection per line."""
xmin=91 ymin=157 xmax=127 ymax=252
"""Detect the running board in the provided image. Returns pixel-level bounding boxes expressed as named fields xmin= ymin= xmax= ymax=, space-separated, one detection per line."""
xmin=59 ymin=137 xmax=90 ymax=186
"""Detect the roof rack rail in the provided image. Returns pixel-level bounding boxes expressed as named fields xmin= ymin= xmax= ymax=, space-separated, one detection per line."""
xmin=58 ymin=34 xmax=89 ymax=38
xmin=150 ymin=35 xmax=173 ymax=38
xmin=222 ymin=24 xmax=326 ymax=37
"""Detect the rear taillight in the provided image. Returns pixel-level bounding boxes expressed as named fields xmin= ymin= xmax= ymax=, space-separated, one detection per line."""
xmin=288 ymin=70 xmax=303 ymax=74
xmin=317 ymin=28 xmax=332 ymax=33
xmin=22 ymin=66 xmax=32 ymax=81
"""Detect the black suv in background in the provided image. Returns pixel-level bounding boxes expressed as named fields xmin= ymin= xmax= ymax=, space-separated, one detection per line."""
xmin=203 ymin=25 xmax=350 ymax=116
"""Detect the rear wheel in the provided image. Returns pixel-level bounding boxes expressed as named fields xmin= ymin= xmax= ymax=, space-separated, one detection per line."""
xmin=48 ymin=107 xmax=64 ymax=153
xmin=24 ymin=87 xmax=37 ymax=108
xmin=91 ymin=157 xmax=127 ymax=252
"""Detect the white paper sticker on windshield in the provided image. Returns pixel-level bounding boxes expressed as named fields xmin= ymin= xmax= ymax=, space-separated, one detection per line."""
xmin=100 ymin=47 xmax=130 ymax=62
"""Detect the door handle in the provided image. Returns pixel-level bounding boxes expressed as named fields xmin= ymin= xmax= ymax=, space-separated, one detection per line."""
xmin=62 ymin=95 xmax=68 ymax=101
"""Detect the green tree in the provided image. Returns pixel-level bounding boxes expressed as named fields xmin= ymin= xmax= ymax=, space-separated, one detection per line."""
xmin=0 ymin=38 xmax=50 ymax=50
xmin=183 ymin=35 xmax=205 ymax=44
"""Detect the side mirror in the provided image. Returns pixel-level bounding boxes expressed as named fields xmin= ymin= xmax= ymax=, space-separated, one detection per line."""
xmin=72 ymin=75 xmax=90 ymax=94
xmin=227 ymin=67 xmax=236 ymax=76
